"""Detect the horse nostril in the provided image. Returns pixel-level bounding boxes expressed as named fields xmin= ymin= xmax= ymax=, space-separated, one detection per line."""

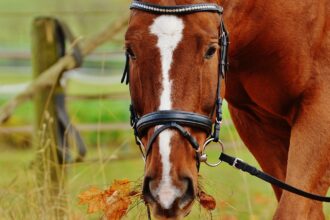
xmin=179 ymin=177 xmax=196 ymax=209
xmin=142 ymin=176 xmax=156 ymax=203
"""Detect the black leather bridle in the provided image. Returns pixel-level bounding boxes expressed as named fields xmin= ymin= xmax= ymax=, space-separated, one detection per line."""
xmin=121 ymin=0 xmax=229 ymax=170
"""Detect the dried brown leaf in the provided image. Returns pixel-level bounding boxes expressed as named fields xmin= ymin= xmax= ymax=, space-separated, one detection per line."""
xmin=78 ymin=179 xmax=135 ymax=219
xmin=199 ymin=191 xmax=216 ymax=211
xmin=78 ymin=186 xmax=106 ymax=213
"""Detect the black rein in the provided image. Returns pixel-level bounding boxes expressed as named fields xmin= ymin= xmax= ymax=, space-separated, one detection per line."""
xmin=219 ymin=153 xmax=330 ymax=202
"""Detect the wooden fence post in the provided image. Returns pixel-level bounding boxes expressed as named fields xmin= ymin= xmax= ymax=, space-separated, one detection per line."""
xmin=31 ymin=17 xmax=67 ymax=219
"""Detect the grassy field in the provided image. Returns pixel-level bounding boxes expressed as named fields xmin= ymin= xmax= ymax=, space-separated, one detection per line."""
xmin=0 ymin=136 xmax=278 ymax=219
xmin=1 ymin=141 xmax=330 ymax=219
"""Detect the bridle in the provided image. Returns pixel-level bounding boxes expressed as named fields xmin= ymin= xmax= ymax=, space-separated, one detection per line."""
xmin=121 ymin=0 xmax=229 ymax=170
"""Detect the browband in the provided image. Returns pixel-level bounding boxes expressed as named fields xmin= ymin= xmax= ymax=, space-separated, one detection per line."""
xmin=130 ymin=0 xmax=223 ymax=15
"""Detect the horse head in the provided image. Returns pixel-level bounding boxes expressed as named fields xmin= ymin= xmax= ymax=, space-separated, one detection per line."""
xmin=124 ymin=0 xmax=226 ymax=218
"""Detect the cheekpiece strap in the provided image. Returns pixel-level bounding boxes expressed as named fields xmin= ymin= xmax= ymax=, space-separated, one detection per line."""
xmin=121 ymin=52 xmax=130 ymax=85
xmin=219 ymin=19 xmax=229 ymax=77
xmin=130 ymin=1 xmax=223 ymax=15
xmin=212 ymin=98 xmax=223 ymax=142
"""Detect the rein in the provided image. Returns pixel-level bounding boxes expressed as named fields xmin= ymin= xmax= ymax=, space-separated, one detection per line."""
xmin=122 ymin=2 xmax=330 ymax=217
xmin=219 ymin=153 xmax=330 ymax=202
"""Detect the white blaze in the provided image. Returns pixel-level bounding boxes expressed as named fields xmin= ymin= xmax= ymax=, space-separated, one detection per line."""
xmin=150 ymin=15 xmax=184 ymax=209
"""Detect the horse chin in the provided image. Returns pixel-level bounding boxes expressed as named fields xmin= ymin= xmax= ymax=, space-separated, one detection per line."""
xmin=149 ymin=199 xmax=195 ymax=220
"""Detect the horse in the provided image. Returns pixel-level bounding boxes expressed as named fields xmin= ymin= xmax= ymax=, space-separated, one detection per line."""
xmin=123 ymin=0 xmax=330 ymax=219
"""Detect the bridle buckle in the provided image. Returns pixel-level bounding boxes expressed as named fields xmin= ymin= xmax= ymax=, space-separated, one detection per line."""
xmin=232 ymin=158 xmax=243 ymax=169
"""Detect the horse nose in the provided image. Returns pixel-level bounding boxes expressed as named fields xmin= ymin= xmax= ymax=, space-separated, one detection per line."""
xmin=142 ymin=175 xmax=195 ymax=210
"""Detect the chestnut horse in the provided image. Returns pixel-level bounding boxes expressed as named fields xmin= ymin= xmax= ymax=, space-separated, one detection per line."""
xmin=124 ymin=0 xmax=330 ymax=219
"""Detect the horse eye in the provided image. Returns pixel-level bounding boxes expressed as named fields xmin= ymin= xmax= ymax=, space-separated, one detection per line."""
xmin=204 ymin=46 xmax=217 ymax=59
xmin=126 ymin=48 xmax=136 ymax=60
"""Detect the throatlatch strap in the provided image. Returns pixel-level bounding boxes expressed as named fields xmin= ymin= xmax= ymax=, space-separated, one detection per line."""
xmin=211 ymin=19 xmax=228 ymax=142
xmin=219 ymin=153 xmax=330 ymax=202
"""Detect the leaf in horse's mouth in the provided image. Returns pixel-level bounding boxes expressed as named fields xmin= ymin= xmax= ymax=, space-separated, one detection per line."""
xmin=198 ymin=191 xmax=217 ymax=211
xmin=78 ymin=179 xmax=141 ymax=220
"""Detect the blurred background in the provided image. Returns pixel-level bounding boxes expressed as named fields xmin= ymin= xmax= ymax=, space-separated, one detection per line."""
xmin=0 ymin=0 xmax=328 ymax=219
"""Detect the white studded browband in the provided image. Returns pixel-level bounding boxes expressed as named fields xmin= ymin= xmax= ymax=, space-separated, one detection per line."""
xmin=130 ymin=1 xmax=223 ymax=14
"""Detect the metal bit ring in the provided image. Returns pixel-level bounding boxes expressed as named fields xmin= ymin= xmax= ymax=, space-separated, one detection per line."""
xmin=200 ymin=137 xmax=224 ymax=167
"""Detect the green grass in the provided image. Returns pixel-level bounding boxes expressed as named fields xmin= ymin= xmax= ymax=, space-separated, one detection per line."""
xmin=2 ymin=145 xmax=330 ymax=219
xmin=0 ymin=143 xmax=274 ymax=220
xmin=66 ymin=80 xmax=127 ymax=96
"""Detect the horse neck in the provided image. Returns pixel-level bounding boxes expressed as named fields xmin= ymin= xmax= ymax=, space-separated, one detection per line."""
xmin=220 ymin=0 xmax=270 ymax=57
xmin=221 ymin=0 xmax=323 ymax=58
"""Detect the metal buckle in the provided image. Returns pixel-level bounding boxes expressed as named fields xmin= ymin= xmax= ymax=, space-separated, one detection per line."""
xmin=232 ymin=158 xmax=243 ymax=169
xmin=215 ymin=118 xmax=222 ymax=124
xmin=200 ymin=137 xmax=224 ymax=167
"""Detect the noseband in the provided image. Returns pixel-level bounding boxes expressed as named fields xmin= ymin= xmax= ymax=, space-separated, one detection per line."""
xmin=122 ymin=0 xmax=229 ymax=170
